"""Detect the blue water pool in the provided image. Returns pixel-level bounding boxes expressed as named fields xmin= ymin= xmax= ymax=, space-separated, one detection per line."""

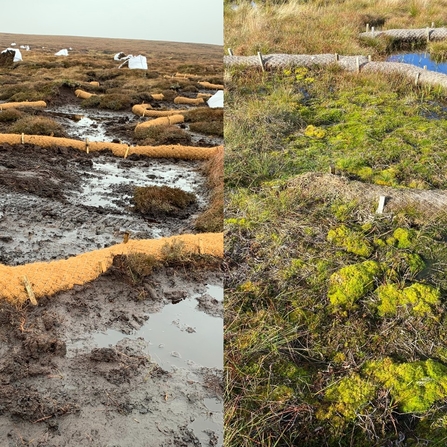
xmin=387 ymin=52 xmax=447 ymax=74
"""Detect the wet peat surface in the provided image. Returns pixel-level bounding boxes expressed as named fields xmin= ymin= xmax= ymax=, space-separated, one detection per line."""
xmin=0 ymin=104 xmax=223 ymax=445
xmin=0 ymin=143 xmax=208 ymax=266
xmin=0 ymin=265 xmax=223 ymax=447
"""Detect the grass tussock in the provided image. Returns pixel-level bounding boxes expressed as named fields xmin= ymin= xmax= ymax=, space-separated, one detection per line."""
xmin=0 ymin=108 xmax=23 ymax=122
xmin=184 ymin=107 xmax=224 ymax=137
xmin=10 ymin=116 xmax=67 ymax=137
xmin=134 ymin=125 xmax=192 ymax=145
xmin=133 ymin=185 xmax=196 ymax=217
xmin=189 ymin=121 xmax=223 ymax=137
xmin=161 ymin=239 xmax=222 ymax=271
xmin=118 ymin=252 xmax=160 ymax=283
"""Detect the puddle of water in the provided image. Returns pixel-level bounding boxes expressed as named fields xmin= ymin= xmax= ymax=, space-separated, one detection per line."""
xmin=46 ymin=104 xmax=137 ymax=144
xmin=387 ymin=52 xmax=447 ymax=73
xmin=76 ymin=156 xmax=207 ymax=210
xmin=67 ymin=284 xmax=223 ymax=371
xmin=189 ymin=397 xmax=223 ymax=447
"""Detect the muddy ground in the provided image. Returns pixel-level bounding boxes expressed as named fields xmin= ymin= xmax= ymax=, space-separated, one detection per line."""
xmin=0 ymin=34 xmax=223 ymax=446
xmin=0 ymin=263 xmax=223 ymax=447
xmin=0 ymin=143 xmax=209 ymax=266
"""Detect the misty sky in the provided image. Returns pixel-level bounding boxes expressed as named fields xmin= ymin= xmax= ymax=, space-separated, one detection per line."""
xmin=1 ymin=0 xmax=223 ymax=45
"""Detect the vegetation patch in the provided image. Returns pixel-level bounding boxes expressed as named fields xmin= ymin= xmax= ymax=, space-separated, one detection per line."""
xmin=0 ymin=108 xmax=23 ymax=122
xmin=376 ymin=282 xmax=441 ymax=317
xmin=194 ymin=146 xmax=224 ymax=232
xmin=133 ymin=185 xmax=196 ymax=218
xmin=328 ymin=260 xmax=382 ymax=310
xmin=327 ymin=224 xmax=373 ymax=257
xmin=10 ymin=116 xmax=67 ymax=137
xmin=134 ymin=124 xmax=192 ymax=145
xmin=365 ymin=357 xmax=447 ymax=413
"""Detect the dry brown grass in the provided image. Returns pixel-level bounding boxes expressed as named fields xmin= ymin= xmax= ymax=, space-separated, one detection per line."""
xmin=134 ymin=125 xmax=192 ymax=145
xmin=10 ymin=116 xmax=67 ymax=137
xmin=133 ymin=185 xmax=196 ymax=217
xmin=195 ymin=146 xmax=223 ymax=232
xmin=225 ymin=0 xmax=447 ymax=56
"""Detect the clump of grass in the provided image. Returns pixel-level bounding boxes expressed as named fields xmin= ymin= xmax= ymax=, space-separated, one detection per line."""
xmin=429 ymin=41 xmax=447 ymax=63
xmin=119 ymin=252 xmax=160 ymax=284
xmin=99 ymin=93 xmax=132 ymax=110
xmin=10 ymin=116 xmax=67 ymax=137
xmin=135 ymin=125 xmax=192 ymax=145
xmin=133 ymin=185 xmax=196 ymax=217
xmin=185 ymin=108 xmax=224 ymax=134
xmin=0 ymin=108 xmax=23 ymax=122
xmin=81 ymin=95 xmax=101 ymax=108
xmin=183 ymin=107 xmax=223 ymax=123
xmin=189 ymin=121 xmax=223 ymax=137
xmin=81 ymin=93 xmax=131 ymax=110
xmin=0 ymin=81 xmax=60 ymax=102
xmin=161 ymin=239 xmax=221 ymax=270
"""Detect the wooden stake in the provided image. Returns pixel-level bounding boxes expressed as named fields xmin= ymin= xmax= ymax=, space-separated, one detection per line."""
xmin=85 ymin=138 xmax=89 ymax=154
xmin=424 ymin=65 xmax=427 ymax=70
xmin=368 ymin=55 xmax=372 ymax=62
xmin=23 ymin=276 xmax=37 ymax=305
xmin=371 ymin=26 xmax=375 ymax=34
xmin=415 ymin=72 xmax=420 ymax=86
xmin=366 ymin=23 xmax=370 ymax=32
xmin=376 ymin=196 xmax=386 ymax=214
xmin=426 ymin=27 xmax=430 ymax=42
xmin=329 ymin=164 xmax=335 ymax=174
xmin=124 ymin=145 xmax=130 ymax=159
xmin=257 ymin=51 xmax=265 ymax=72
xmin=198 ymin=238 xmax=204 ymax=254
xmin=432 ymin=22 xmax=435 ymax=28
xmin=100 ymin=261 xmax=107 ymax=273
xmin=123 ymin=232 xmax=130 ymax=244
xmin=335 ymin=53 xmax=339 ymax=61
xmin=228 ymin=48 xmax=233 ymax=56
xmin=21 ymin=133 xmax=24 ymax=144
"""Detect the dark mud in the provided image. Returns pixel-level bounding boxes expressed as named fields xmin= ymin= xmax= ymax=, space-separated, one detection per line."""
xmin=0 ymin=265 xmax=223 ymax=447
xmin=0 ymin=143 xmax=208 ymax=265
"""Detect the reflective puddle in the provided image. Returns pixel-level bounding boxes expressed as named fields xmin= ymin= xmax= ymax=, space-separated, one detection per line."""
xmin=66 ymin=282 xmax=224 ymax=446
xmin=74 ymin=155 xmax=207 ymax=211
xmin=67 ymin=283 xmax=223 ymax=370
xmin=387 ymin=52 xmax=447 ymax=73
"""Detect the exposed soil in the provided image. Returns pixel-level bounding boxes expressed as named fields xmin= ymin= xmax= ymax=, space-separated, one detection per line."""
xmin=0 ymin=143 xmax=208 ymax=266
xmin=0 ymin=265 xmax=223 ymax=447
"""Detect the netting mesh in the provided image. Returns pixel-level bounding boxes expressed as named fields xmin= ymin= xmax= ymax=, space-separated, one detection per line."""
xmin=224 ymin=52 xmax=447 ymax=89
xmin=0 ymin=233 xmax=223 ymax=305
xmin=359 ymin=27 xmax=447 ymax=41
xmin=135 ymin=114 xmax=185 ymax=130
